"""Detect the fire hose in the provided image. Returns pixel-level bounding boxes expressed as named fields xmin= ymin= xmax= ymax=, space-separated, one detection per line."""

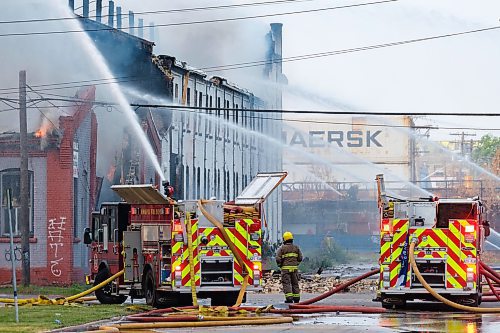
xmin=409 ymin=241 xmax=500 ymax=312
xmin=297 ymin=268 xmax=379 ymax=305
xmin=94 ymin=316 xmax=293 ymax=331
xmin=480 ymin=264 xmax=500 ymax=302
xmin=481 ymin=261 xmax=500 ymax=281
xmin=197 ymin=200 xmax=249 ymax=307
xmin=0 ymin=270 xmax=124 ymax=305
xmin=484 ymin=275 xmax=500 ymax=302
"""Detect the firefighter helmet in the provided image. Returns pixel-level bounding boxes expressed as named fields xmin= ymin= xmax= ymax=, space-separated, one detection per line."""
xmin=283 ymin=231 xmax=293 ymax=241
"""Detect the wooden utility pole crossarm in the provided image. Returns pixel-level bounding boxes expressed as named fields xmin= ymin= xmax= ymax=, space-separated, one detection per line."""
xmin=19 ymin=70 xmax=30 ymax=286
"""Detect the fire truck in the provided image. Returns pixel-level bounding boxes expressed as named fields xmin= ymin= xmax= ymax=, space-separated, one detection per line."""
xmin=376 ymin=174 xmax=489 ymax=309
xmin=83 ymin=172 xmax=287 ymax=307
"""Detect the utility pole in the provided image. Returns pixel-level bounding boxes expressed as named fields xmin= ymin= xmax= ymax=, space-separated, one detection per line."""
xmin=19 ymin=70 xmax=30 ymax=286
xmin=450 ymin=131 xmax=476 ymax=181
xmin=450 ymin=132 xmax=477 ymax=157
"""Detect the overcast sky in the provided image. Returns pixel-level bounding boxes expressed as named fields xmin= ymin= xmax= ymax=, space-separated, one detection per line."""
xmin=111 ymin=0 xmax=500 ymax=141
xmin=0 ymin=0 xmax=500 ymax=138
xmin=1 ymin=0 xmax=500 ymax=142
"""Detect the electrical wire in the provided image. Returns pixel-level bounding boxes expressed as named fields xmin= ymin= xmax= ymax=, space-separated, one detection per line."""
xmin=1 ymin=23 xmax=499 ymax=95
xmin=0 ymin=99 xmax=18 ymax=112
xmin=29 ymin=100 xmax=60 ymax=132
xmin=0 ymin=75 xmax=138 ymax=92
xmin=0 ymin=0 xmax=321 ymax=25
xmin=131 ymin=103 xmax=500 ymax=117
xmin=2 ymin=98 xmax=499 ymax=131
xmin=5 ymin=94 xmax=500 ymax=120
xmin=0 ymin=0 xmax=399 ymax=37
xmin=27 ymin=85 xmax=72 ymax=116
xmin=201 ymin=25 xmax=500 ymax=72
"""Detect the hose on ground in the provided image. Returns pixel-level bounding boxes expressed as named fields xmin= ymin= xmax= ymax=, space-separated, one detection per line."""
xmin=484 ymin=275 xmax=500 ymax=302
xmin=290 ymin=303 xmax=386 ymax=313
xmin=482 ymin=291 xmax=500 ymax=297
xmin=96 ymin=316 xmax=293 ymax=331
xmin=0 ymin=269 xmax=124 ymax=305
xmin=409 ymin=241 xmax=500 ymax=313
xmin=197 ymin=200 xmax=249 ymax=307
xmin=481 ymin=267 xmax=500 ymax=286
xmin=125 ymin=315 xmax=282 ymax=322
xmin=481 ymin=262 xmax=500 ymax=282
xmin=297 ymin=268 xmax=379 ymax=305
xmin=65 ymin=269 xmax=124 ymax=302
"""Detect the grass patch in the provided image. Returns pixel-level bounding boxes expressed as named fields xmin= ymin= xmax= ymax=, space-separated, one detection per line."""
xmin=0 ymin=284 xmax=88 ymax=297
xmin=0 ymin=303 xmax=148 ymax=333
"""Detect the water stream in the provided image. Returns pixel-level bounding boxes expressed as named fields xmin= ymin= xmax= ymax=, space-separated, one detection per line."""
xmin=54 ymin=1 xmax=164 ymax=181
xmin=282 ymin=81 xmax=500 ymax=184
xmin=124 ymin=87 xmax=431 ymax=199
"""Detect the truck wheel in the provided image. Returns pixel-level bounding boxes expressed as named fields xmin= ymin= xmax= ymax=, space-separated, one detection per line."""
xmin=144 ymin=269 xmax=158 ymax=307
xmin=94 ymin=268 xmax=127 ymax=304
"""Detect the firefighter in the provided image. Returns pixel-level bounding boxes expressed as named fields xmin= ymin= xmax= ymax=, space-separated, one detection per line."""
xmin=162 ymin=181 xmax=175 ymax=198
xmin=276 ymin=231 xmax=303 ymax=303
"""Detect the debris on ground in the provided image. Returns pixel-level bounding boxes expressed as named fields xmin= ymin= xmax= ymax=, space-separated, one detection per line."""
xmin=262 ymin=270 xmax=378 ymax=294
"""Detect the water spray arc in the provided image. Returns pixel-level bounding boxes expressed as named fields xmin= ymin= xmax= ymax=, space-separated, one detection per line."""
xmin=283 ymin=158 xmax=343 ymax=195
xmin=281 ymin=120 xmax=432 ymax=197
xmin=284 ymin=81 xmax=500 ymax=184
xmin=56 ymin=1 xmax=164 ymax=181
xmin=125 ymin=86 xmax=431 ymax=195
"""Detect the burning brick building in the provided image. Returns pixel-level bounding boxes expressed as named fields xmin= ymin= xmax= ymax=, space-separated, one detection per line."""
xmin=0 ymin=87 xmax=97 ymax=285
xmin=76 ymin=1 xmax=284 ymax=242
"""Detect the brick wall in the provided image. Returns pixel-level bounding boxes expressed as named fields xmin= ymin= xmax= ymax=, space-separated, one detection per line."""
xmin=0 ymin=156 xmax=47 ymax=284
xmin=0 ymin=87 xmax=97 ymax=286
xmin=45 ymin=146 xmax=74 ymax=285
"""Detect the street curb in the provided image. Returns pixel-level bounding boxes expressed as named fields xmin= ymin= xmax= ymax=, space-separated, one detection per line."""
xmin=47 ymin=315 xmax=126 ymax=333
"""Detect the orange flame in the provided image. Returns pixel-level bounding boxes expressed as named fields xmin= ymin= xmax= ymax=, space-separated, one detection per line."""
xmin=34 ymin=122 xmax=52 ymax=138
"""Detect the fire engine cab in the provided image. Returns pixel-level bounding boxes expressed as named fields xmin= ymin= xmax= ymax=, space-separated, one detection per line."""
xmin=376 ymin=174 xmax=488 ymax=309
xmin=84 ymin=172 xmax=287 ymax=307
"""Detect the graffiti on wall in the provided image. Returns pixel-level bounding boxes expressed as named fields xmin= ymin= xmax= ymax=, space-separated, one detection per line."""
xmin=48 ymin=217 xmax=66 ymax=277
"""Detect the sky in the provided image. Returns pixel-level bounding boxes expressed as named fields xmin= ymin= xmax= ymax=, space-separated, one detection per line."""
xmin=2 ymin=0 xmax=500 ymax=140
xmin=111 ymin=0 xmax=500 ymax=141
xmin=1 ymin=0 xmax=500 ymax=180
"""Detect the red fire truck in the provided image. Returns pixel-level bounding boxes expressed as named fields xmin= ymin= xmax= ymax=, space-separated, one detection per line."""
xmin=376 ymin=174 xmax=489 ymax=308
xmin=84 ymin=172 xmax=287 ymax=306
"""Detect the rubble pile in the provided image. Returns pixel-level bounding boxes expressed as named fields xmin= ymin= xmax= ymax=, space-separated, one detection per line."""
xmin=261 ymin=272 xmax=378 ymax=294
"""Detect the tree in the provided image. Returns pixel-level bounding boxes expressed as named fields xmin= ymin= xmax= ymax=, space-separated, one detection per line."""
xmin=472 ymin=134 xmax=500 ymax=166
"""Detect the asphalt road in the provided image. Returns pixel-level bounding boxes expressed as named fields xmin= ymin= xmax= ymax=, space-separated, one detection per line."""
xmin=72 ymin=292 xmax=500 ymax=333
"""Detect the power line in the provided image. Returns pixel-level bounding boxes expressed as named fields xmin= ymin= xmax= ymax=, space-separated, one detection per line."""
xmin=201 ymin=26 xmax=500 ymax=72
xmin=2 ymin=97 xmax=499 ymax=131
xmin=0 ymin=75 xmax=143 ymax=94
xmin=0 ymin=99 xmax=18 ymax=112
xmin=0 ymin=0 xmax=320 ymax=25
xmin=30 ymin=103 xmax=59 ymax=132
xmin=5 ymin=94 xmax=500 ymax=117
xmin=26 ymin=85 xmax=72 ymax=116
xmin=25 ymin=95 xmax=500 ymax=116
xmin=0 ymin=0 xmax=399 ymax=37
xmin=1 ymin=23 xmax=498 ymax=95
xmin=131 ymin=103 xmax=500 ymax=117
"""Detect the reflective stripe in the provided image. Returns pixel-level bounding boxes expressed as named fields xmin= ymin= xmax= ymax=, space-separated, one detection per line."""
xmin=285 ymin=293 xmax=294 ymax=297
xmin=282 ymin=253 xmax=298 ymax=258
xmin=282 ymin=265 xmax=298 ymax=271
xmin=292 ymin=294 xmax=300 ymax=297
